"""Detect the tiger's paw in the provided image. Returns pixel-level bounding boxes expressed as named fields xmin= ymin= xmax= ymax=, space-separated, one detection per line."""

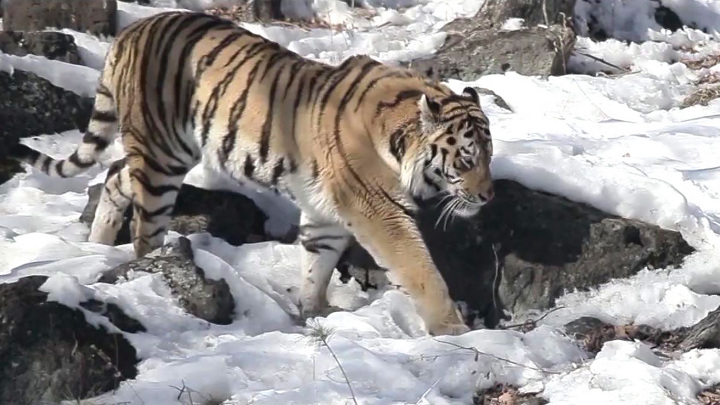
xmin=299 ymin=304 xmax=344 ymax=320
xmin=430 ymin=322 xmax=471 ymax=336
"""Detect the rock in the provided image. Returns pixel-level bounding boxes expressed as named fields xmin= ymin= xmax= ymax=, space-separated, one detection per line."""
xmin=410 ymin=24 xmax=576 ymax=81
xmin=0 ymin=70 xmax=93 ymax=183
xmin=100 ymin=237 xmax=236 ymax=325
xmin=409 ymin=0 xmax=576 ymax=80
xmin=81 ymin=181 xmax=269 ymax=246
xmin=253 ymin=0 xmax=283 ymax=21
xmin=340 ymin=179 xmax=694 ymax=328
xmin=679 ymin=307 xmax=720 ymax=350
xmin=479 ymin=0 xmax=577 ymax=28
xmin=0 ymin=31 xmax=83 ymax=65
xmin=0 ymin=276 xmax=139 ymax=404
xmin=2 ymin=0 xmax=118 ymax=37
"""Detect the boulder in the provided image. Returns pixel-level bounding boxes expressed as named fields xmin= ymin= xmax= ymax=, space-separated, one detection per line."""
xmin=340 ymin=179 xmax=694 ymax=328
xmin=0 ymin=31 xmax=83 ymax=65
xmin=81 ymin=181 xmax=270 ymax=247
xmin=2 ymin=0 xmax=118 ymax=37
xmin=0 ymin=276 xmax=139 ymax=405
xmin=409 ymin=0 xmax=577 ymax=80
xmin=0 ymin=70 xmax=93 ymax=183
xmin=100 ymin=237 xmax=236 ymax=325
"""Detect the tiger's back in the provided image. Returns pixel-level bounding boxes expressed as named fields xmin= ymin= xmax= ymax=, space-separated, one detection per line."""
xmin=12 ymin=11 xmax=496 ymax=336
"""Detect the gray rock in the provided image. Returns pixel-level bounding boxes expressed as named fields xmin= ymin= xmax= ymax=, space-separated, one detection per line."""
xmin=340 ymin=179 xmax=694 ymax=328
xmin=2 ymin=0 xmax=118 ymax=37
xmin=0 ymin=276 xmax=138 ymax=405
xmin=479 ymin=0 xmax=577 ymax=28
xmin=0 ymin=70 xmax=93 ymax=183
xmin=409 ymin=0 xmax=576 ymax=80
xmin=100 ymin=237 xmax=236 ymax=325
xmin=81 ymin=180 xmax=270 ymax=246
xmin=0 ymin=31 xmax=83 ymax=65
xmin=679 ymin=307 xmax=720 ymax=350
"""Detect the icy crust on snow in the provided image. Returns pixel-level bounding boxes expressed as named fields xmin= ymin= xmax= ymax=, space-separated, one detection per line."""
xmin=1 ymin=0 xmax=720 ymax=404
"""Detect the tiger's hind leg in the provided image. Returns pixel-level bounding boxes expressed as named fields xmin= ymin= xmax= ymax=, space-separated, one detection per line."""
xmin=298 ymin=212 xmax=352 ymax=318
xmin=125 ymin=153 xmax=190 ymax=258
xmin=89 ymin=158 xmax=132 ymax=245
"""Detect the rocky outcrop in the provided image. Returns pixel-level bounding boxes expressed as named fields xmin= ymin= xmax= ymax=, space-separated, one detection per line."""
xmin=0 ymin=70 xmax=93 ymax=183
xmin=0 ymin=31 xmax=83 ymax=65
xmin=0 ymin=29 xmax=91 ymax=184
xmin=340 ymin=179 xmax=694 ymax=328
xmin=409 ymin=0 xmax=577 ymax=80
xmin=2 ymin=0 xmax=118 ymax=37
xmin=563 ymin=306 xmax=720 ymax=356
xmin=100 ymin=237 xmax=236 ymax=325
xmin=0 ymin=276 xmax=139 ymax=405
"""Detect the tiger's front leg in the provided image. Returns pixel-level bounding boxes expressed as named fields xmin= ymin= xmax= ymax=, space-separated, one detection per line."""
xmin=297 ymin=212 xmax=352 ymax=318
xmin=340 ymin=200 xmax=470 ymax=336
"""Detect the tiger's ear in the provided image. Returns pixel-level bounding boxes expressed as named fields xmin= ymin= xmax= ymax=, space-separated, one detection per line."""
xmin=462 ymin=87 xmax=480 ymax=105
xmin=419 ymin=93 xmax=441 ymax=123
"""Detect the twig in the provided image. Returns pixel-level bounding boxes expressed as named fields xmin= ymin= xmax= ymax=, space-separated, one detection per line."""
xmin=499 ymin=306 xmax=567 ymax=331
xmin=415 ymin=377 xmax=443 ymax=404
xmin=434 ymin=339 xmax=562 ymax=374
xmin=491 ymin=244 xmax=500 ymax=311
xmin=308 ymin=321 xmax=359 ymax=405
xmin=573 ymin=51 xmax=630 ymax=73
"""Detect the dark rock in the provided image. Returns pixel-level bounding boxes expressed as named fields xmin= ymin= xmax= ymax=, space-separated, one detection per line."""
xmin=409 ymin=0 xmax=577 ymax=80
xmin=0 ymin=70 xmax=93 ymax=184
xmin=2 ymin=0 xmax=118 ymax=37
xmin=253 ymin=0 xmax=283 ymax=21
xmin=340 ymin=179 xmax=694 ymax=328
xmin=654 ymin=5 xmax=684 ymax=32
xmin=0 ymin=31 xmax=83 ymax=65
xmin=679 ymin=307 xmax=720 ymax=350
xmin=0 ymin=276 xmax=138 ymax=405
xmin=100 ymin=237 xmax=236 ymax=325
xmin=80 ymin=299 xmax=147 ymax=334
xmin=81 ymin=181 xmax=269 ymax=246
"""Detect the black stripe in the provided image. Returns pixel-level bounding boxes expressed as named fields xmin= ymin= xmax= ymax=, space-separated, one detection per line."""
xmin=41 ymin=158 xmax=53 ymax=174
xmin=311 ymin=159 xmax=319 ymax=178
xmin=301 ymin=241 xmax=338 ymax=254
xmin=91 ymin=110 xmax=117 ymax=123
xmin=129 ymin=169 xmax=181 ymax=197
xmin=353 ymin=70 xmax=407 ymax=112
xmin=271 ymin=157 xmax=285 ymax=185
xmin=243 ymin=154 xmax=256 ymax=178
xmin=96 ymin=84 xmax=113 ymax=97
xmin=375 ymin=90 xmax=423 ymax=117
xmin=134 ymin=202 xmax=175 ymax=222
xmin=259 ymin=65 xmax=284 ymax=163
xmin=221 ymin=55 xmax=265 ymax=164
xmin=82 ymin=132 xmax=109 ymax=150
xmin=203 ymin=41 xmax=266 ymax=147
xmin=68 ymin=151 xmax=94 ymax=168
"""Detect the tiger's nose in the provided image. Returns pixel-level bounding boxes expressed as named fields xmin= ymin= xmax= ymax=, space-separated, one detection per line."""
xmin=478 ymin=187 xmax=494 ymax=203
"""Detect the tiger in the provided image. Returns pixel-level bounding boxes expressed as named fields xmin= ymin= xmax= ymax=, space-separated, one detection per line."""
xmin=10 ymin=11 xmax=495 ymax=336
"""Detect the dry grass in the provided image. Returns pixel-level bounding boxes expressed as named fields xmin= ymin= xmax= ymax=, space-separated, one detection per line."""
xmin=681 ymin=85 xmax=720 ymax=108
xmin=699 ymin=384 xmax=720 ymax=405
xmin=473 ymin=384 xmax=547 ymax=405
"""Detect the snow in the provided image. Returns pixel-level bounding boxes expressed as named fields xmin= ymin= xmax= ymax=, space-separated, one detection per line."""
xmin=1 ymin=0 xmax=720 ymax=404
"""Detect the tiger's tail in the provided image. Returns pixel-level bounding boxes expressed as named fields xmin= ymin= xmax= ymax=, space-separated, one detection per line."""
xmin=10 ymin=81 xmax=118 ymax=178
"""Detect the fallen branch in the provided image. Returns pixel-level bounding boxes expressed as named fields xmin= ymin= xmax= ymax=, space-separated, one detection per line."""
xmin=434 ymin=339 xmax=562 ymax=375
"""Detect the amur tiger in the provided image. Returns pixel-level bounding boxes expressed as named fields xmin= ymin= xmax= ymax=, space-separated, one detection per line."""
xmin=11 ymin=11 xmax=495 ymax=336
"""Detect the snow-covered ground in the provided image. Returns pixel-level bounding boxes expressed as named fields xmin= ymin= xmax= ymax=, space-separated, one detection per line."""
xmin=1 ymin=0 xmax=720 ymax=404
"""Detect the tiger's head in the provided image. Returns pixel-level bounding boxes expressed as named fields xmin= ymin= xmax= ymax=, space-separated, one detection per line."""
xmin=404 ymin=86 xmax=494 ymax=218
